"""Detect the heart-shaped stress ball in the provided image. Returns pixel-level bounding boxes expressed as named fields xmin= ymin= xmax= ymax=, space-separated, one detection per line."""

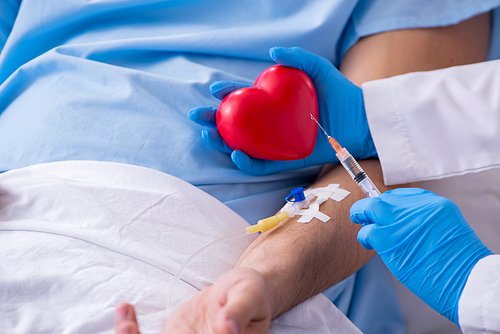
xmin=216 ymin=65 xmax=319 ymax=161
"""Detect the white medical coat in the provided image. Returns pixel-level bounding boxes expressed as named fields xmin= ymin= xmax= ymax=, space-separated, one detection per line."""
xmin=363 ymin=60 xmax=500 ymax=333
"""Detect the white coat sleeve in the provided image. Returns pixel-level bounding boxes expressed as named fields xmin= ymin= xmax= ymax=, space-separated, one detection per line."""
xmin=361 ymin=60 xmax=500 ymax=185
xmin=458 ymin=254 xmax=500 ymax=333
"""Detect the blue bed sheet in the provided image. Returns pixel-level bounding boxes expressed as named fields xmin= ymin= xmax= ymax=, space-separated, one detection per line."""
xmin=1 ymin=1 xmax=499 ymax=332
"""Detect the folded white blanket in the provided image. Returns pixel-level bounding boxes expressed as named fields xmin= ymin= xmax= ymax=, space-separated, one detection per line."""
xmin=0 ymin=161 xmax=361 ymax=334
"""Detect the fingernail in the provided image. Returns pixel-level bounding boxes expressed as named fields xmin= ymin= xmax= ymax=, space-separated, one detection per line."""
xmin=269 ymin=47 xmax=278 ymax=60
xmin=350 ymin=213 xmax=360 ymax=221
xmin=201 ymin=128 xmax=211 ymax=143
xmin=232 ymin=150 xmax=251 ymax=170
xmin=227 ymin=319 xmax=240 ymax=334
xmin=269 ymin=47 xmax=291 ymax=61
xmin=210 ymin=81 xmax=233 ymax=94
xmin=120 ymin=327 xmax=132 ymax=334
xmin=350 ymin=212 xmax=366 ymax=222
xmin=115 ymin=304 xmax=129 ymax=322
xmin=187 ymin=108 xmax=197 ymax=120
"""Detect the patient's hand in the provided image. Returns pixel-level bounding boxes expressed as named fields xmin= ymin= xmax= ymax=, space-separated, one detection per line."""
xmin=115 ymin=268 xmax=271 ymax=334
xmin=164 ymin=267 xmax=271 ymax=334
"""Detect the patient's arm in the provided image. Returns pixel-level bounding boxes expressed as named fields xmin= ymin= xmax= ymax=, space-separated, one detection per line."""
xmin=160 ymin=160 xmax=388 ymax=334
xmin=230 ymin=12 xmax=492 ymax=320
xmin=117 ymin=13 xmax=491 ymax=334
xmin=236 ymin=160 xmax=385 ymax=317
xmin=341 ymin=12 xmax=490 ymax=85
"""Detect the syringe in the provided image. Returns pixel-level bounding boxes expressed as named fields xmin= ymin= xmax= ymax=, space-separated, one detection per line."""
xmin=310 ymin=114 xmax=380 ymax=198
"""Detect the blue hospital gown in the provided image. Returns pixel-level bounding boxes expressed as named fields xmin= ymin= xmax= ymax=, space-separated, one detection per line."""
xmin=0 ymin=0 xmax=499 ymax=333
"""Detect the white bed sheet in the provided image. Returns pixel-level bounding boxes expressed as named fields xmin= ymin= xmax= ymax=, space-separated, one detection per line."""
xmin=0 ymin=161 xmax=361 ymax=334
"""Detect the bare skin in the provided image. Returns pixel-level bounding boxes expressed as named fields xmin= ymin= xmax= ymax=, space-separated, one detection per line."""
xmin=341 ymin=12 xmax=490 ymax=85
xmin=115 ymin=12 xmax=490 ymax=334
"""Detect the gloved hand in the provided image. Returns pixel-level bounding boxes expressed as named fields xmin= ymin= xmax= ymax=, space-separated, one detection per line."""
xmin=189 ymin=46 xmax=376 ymax=175
xmin=350 ymin=188 xmax=493 ymax=326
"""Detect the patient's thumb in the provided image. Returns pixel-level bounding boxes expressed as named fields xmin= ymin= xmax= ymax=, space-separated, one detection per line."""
xmin=213 ymin=280 xmax=271 ymax=334
xmin=213 ymin=312 xmax=241 ymax=334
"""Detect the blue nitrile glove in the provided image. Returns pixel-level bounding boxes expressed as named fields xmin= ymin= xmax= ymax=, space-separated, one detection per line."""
xmin=350 ymin=188 xmax=493 ymax=326
xmin=189 ymin=46 xmax=376 ymax=175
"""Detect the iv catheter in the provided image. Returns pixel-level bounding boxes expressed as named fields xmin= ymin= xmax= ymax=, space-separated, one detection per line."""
xmin=166 ymin=188 xmax=315 ymax=319
xmin=310 ymin=114 xmax=381 ymax=198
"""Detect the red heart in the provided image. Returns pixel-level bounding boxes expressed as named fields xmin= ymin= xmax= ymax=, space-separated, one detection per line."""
xmin=216 ymin=65 xmax=319 ymax=161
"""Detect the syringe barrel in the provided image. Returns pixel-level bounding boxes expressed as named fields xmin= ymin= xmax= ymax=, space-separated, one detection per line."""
xmin=337 ymin=149 xmax=363 ymax=180
xmin=337 ymin=149 xmax=381 ymax=198
xmin=356 ymin=175 xmax=381 ymax=198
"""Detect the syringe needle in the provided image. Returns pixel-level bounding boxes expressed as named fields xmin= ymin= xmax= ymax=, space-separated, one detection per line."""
xmin=310 ymin=113 xmax=343 ymax=153
xmin=309 ymin=112 xmax=380 ymax=197
xmin=310 ymin=113 xmax=329 ymax=137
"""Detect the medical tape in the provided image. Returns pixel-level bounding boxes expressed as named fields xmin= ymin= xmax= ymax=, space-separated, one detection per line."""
xmin=297 ymin=210 xmax=331 ymax=223
xmin=330 ymin=188 xmax=350 ymax=201
xmin=295 ymin=184 xmax=350 ymax=223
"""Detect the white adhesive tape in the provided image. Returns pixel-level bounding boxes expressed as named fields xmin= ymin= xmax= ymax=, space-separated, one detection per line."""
xmin=295 ymin=184 xmax=350 ymax=223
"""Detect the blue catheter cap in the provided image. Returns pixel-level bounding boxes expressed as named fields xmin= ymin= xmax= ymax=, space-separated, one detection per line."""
xmin=285 ymin=187 xmax=306 ymax=202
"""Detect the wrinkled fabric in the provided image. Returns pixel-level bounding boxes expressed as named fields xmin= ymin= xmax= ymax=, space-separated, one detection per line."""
xmin=0 ymin=1 xmax=498 ymax=333
xmin=0 ymin=161 xmax=363 ymax=334
xmin=0 ymin=0 xmax=497 ymax=222
xmin=459 ymin=255 xmax=500 ymax=333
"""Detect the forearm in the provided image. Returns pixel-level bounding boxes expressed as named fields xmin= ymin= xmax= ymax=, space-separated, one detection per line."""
xmin=340 ymin=12 xmax=490 ymax=85
xmin=236 ymin=12 xmax=491 ymax=319
xmin=236 ymin=160 xmax=383 ymax=317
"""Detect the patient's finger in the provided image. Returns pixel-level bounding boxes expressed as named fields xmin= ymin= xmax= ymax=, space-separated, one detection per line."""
xmin=115 ymin=303 xmax=141 ymax=334
xmin=215 ymin=287 xmax=271 ymax=334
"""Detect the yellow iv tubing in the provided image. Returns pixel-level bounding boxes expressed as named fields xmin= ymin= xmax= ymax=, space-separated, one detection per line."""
xmin=166 ymin=188 xmax=314 ymax=319
xmin=167 ymin=116 xmax=381 ymax=318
